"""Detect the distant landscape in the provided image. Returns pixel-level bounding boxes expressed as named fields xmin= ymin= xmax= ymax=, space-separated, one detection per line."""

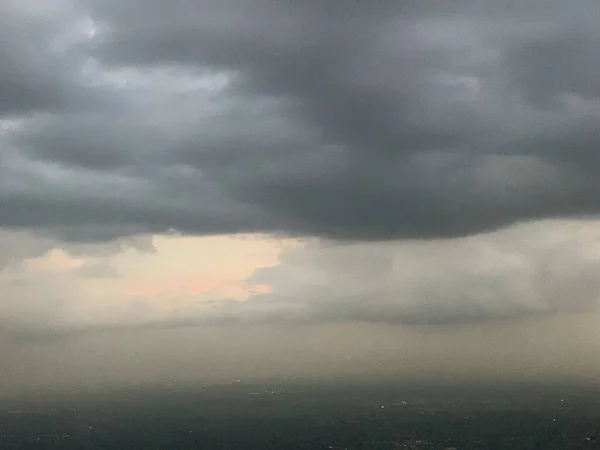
xmin=2 ymin=380 xmax=599 ymax=449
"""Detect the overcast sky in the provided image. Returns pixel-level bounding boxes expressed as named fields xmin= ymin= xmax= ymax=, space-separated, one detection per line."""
xmin=2 ymin=0 xmax=600 ymax=391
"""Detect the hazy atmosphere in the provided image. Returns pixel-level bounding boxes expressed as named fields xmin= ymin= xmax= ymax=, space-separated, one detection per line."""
xmin=2 ymin=0 xmax=600 ymax=395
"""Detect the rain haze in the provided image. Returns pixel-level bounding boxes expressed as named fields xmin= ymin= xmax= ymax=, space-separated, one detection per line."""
xmin=2 ymin=0 xmax=600 ymax=409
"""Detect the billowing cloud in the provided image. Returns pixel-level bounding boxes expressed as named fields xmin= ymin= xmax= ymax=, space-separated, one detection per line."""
xmin=2 ymin=0 xmax=600 ymax=243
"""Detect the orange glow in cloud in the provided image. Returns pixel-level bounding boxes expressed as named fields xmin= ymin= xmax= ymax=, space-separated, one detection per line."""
xmin=187 ymin=277 xmax=225 ymax=296
xmin=115 ymin=233 xmax=297 ymax=313
xmin=124 ymin=275 xmax=234 ymax=298
xmin=6 ymin=233 xmax=298 ymax=324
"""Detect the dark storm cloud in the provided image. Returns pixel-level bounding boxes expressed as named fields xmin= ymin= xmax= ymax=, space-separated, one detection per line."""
xmin=0 ymin=0 xmax=120 ymax=118
xmin=505 ymin=32 xmax=600 ymax=109
xmin=0 ymin=192 xmax=271 ymax=243
xmin=2 ymin=0 xmax=600 ymax=241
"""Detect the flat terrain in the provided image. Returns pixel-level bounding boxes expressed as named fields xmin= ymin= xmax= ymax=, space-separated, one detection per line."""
xmin=1 ymin=380 xmax=599 ymax=449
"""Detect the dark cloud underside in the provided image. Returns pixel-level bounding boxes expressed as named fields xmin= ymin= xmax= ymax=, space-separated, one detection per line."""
xmin=2 ymin=0 xmax=600 ymax=241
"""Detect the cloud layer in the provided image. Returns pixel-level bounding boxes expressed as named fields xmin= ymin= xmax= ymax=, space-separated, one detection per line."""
xmin=2 ymin=0 xmax=600 ymax=243
xmin=1 ymin=220 xmax=599 ymax=335
xmin=246 ymin=220 xmax=600 ymax=325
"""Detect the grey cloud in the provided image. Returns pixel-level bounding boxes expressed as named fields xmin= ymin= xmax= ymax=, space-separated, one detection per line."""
xmin=0 ymin=193 xmax=269 ymax=243
xmin=13 ymin=115 xmax=136 ymax=170
xmin=2 ymin=0 xmax=600 ymax=242
xmin=0 ymin=227 xmax=155 ymax=271
xmin=505 ymin=33 xmax=600 ymax=109
xmin=0 ymin=0 xmax=121 ymax=118
xmin=241 ymin=220 xmax=600 ymax=325
xmin=0 ymin=230 xmax=57 ymax=269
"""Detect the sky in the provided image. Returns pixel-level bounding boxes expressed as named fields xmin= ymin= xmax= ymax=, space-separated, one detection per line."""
xmin=2 ymin=0 xmax=600 ymax=393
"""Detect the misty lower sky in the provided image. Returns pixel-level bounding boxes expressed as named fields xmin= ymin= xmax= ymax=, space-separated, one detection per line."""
xmin=2 ymin=0 xmax=600 ymax=394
